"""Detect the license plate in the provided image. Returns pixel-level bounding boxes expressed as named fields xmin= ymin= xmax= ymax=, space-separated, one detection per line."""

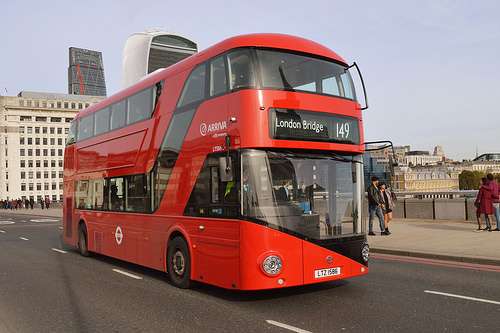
xmin=314 ymin=267 xmax=341 ymax=278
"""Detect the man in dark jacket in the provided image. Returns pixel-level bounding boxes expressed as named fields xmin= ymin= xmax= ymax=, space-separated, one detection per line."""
xmin=276 ymin=181 xmax=290 ymax=201
xmin=368 ymin=176 xmax=389 ymax=235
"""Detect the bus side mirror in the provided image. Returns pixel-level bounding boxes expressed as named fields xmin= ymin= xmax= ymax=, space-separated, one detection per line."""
xmin=220 ymin=135 xmax=233 ymax=182
xmin=219 ymin=157 xmax=233 ymax=182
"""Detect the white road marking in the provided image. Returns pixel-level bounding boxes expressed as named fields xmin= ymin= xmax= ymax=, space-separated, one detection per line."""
xmin=425 ymin=290 xmax=500 ymax=305
xmin=112 ymin=269 xmax=142 ymax=280
xmin=0 ymin=230 xmax=5 ymax=233
xmin=20 ymin=237 xmax=29 ymax=241
xmin=266 ymin=320 xmax=312 ymax=333
xmin=30 ymin=219 xmax=59 ymax=223
xmin=52 ymin=248 xmax=67 ymax=254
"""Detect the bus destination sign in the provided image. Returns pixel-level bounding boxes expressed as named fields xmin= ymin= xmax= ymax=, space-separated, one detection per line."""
xmin=269 ymin=108 xmax=360 ymax=145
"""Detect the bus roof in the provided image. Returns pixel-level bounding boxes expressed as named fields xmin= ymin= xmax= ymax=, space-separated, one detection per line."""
xmin=75 ymin=33 xmax=347 ymax=120
xmin=201 ymin=33 xmax=346 ymax=63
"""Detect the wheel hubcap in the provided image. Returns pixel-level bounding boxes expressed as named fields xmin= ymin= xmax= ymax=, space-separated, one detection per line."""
xmin=172 ymin=250 xmax=185 ymax=276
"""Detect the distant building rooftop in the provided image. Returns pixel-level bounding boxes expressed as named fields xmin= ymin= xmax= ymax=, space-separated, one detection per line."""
xmin=407 ymin=150 xmax=430 ymax=156
xmin=17 ymin=91 xmax=97 ymax=101
xmin=473 ymin=153 xmax=500 ymax=162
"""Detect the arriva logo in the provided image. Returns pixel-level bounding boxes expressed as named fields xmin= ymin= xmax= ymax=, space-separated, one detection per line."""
xmin=200 ymin=121 xmax=227 ymax=136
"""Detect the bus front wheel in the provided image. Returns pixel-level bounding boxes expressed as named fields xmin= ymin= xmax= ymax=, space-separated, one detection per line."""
xmin=167 ymin=236 xmax=192 ymax=289
xmin=78 ymin=223 xmax=90 ymax=257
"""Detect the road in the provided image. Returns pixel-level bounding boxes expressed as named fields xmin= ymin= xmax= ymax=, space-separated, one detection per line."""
xmin=1 ymin=213 xmax=499 ymax=332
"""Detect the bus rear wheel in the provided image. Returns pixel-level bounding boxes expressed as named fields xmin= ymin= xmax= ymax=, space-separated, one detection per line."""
xmin=167 ymin=236 xmax=192 ymax=289
xmin=78 ymin=223 xmax=90 ymax=257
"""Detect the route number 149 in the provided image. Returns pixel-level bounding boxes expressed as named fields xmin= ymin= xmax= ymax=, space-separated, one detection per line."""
xmin=336 ymin=122 xmax=350 ymax=138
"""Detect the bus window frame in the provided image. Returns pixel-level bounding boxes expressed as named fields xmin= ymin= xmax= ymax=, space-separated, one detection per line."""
xmin=69 ymin=81 xmax=165 ymax=145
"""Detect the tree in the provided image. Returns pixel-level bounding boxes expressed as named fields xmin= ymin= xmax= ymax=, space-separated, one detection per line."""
xmin=459 ymin=170 xmax=484 ymax=190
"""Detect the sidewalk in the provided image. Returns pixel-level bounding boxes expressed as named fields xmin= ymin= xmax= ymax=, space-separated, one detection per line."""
xmin=1 ymin=208 xmax=498 ymax=266
xmin=369 ymin=218 xmax=500 ymax=266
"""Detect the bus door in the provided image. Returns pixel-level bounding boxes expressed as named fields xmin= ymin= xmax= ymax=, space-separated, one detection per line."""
xmin=184 ymin=151 xmax=240 ymax=288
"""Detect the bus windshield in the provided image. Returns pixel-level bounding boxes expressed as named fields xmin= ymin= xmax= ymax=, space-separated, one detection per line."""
xmin=241 ymin=149 xmax=364 ymax=239
xmin=227 ymin=48 xmax=357 ymax=101
xmin=256 ymin=49 xmax=356 ymax=100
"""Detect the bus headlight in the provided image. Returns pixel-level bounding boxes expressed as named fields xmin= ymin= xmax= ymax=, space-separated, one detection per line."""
xmin=361 ymin=242 xmax=370 ymax=263
xmin=262 ymin=255 xmax=283 ymax=275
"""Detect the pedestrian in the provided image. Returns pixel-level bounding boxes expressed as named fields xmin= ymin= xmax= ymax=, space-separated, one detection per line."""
xmin=40 ymin=198 xmax=45 ymax=209
xmin=484 ymin=173 xmax=500 ymax=231
xmin=25 ymin=198 xmax=29 ymax=209
xmin=379 ymin=182 xmax=394 ymax=234
xmin=474 ymin=178 xmax=496 ymax=232
xmin=276 ymin=180 xmax=291 ymax=201
xmin=368 ymin=176 xmax=389 ymax=235
xmin=29 ymin=198 xmax=34 ymax=209
xmin=45 ymin=197 xmax=50 ymax=209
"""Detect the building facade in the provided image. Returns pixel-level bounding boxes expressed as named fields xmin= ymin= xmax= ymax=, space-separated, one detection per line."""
xmin=394 ymin=165 xmax=460 ymax=196
xmin=400 ymin=151 xmax=443 ymax=166
xmin=0 ymin=91 xmax=104 ymax=203
xmin=122 ymin=30 xmax=198 ymax=88
xmin=68 ymin=47 xmax=107 ymax=96
xmin=459 ymin=159 xmax=500 ymax=173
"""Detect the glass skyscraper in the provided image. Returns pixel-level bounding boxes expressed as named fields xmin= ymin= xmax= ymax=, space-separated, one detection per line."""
xmin=68 ymin=47 xmax=107 ymax=96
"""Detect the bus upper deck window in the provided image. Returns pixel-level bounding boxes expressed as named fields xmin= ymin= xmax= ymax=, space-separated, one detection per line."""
xmin=210 ymin=56 xmax=227 ymax=97
xmin=227 ymin=49 xmax=256 ymax=89
xmin=66 ymin=121 xmax=77 ymax=145
xmin=111 ymin=100 xmax=126 ymax=130
xmin=177 ymin=65 xmax=206 ymax=107
xmin=77 ymin=115 xmax=94 ymax=141
xmin=94 ymin=106 xmax=110 ymax=136
xmin=128 ymin=87 xmax=153 ymax=124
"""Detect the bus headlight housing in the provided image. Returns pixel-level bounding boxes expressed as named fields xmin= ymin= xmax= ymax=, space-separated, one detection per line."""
xmin=262 ymin=255 xmax=283 ymax=275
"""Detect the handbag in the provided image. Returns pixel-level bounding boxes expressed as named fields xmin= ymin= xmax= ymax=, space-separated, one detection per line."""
xmin=391 ymin=191 xmax=397 ymax=202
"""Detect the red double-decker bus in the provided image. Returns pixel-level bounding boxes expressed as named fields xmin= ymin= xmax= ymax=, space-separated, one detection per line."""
xmin=63 ymin=33 xmax=370 ymax=290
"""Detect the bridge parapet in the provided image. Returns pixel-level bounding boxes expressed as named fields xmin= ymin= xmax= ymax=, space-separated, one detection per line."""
xmin=365 ymin=190 xmax=496 ymax=222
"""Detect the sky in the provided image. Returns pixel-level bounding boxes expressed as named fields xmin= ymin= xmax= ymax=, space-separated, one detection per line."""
xmin=1 ymin=0 xmax=499 ymax=161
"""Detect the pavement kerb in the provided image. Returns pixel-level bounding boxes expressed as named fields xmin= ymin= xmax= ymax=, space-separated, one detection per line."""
xmin=370 ymin=248 xmax=500 ymax=267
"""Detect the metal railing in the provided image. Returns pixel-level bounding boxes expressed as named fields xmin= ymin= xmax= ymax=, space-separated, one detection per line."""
xmin=369 ymin=190 xmax=493 ymax=222
xmin=393 ymin=190 xmax=478 ymax=199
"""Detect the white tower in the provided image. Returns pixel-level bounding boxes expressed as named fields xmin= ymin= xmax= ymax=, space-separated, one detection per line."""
xmin=122 ymin=30 xmax=198 ymax=88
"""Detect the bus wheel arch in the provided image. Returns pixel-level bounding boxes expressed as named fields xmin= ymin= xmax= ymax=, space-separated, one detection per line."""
xmin=77 ymin=221 xmax=91 ymax=257
xmin=166 ymin=234 xmax=192 ymax=289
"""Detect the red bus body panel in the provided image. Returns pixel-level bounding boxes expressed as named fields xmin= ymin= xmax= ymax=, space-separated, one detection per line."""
xmin=238 ymin=222 xmax=368 ymax=290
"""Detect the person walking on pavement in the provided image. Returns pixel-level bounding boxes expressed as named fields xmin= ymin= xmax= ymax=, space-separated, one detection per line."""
xmin=379 ymin=182 xmax=394 ymax=234
xmin=485 ymin=173 xmax=500 ymax=231
xmin=368 ymin=176 xmax=389 ymax=235
xmin=474 ymin=177 xmax=496 ymax=232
